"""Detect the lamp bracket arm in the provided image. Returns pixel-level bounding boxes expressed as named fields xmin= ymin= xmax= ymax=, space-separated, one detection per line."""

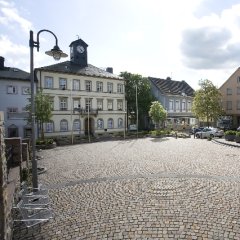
xmin=30 ymin=29 xmax=59 ymax=52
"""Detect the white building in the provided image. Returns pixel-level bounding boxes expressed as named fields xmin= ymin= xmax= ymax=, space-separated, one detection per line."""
xmin=35 ymin=39 xmax=125 ymax=142
xmin=0 ymin=56 xmax=33 ymax=138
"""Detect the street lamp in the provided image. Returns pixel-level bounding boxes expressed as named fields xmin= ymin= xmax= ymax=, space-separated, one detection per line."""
xmin=29 ymin=29 xmax=67 ymax=189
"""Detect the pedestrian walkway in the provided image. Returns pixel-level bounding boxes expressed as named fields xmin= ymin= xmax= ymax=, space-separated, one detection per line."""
xmin=13 ymin=137 xmax=240 ymax=239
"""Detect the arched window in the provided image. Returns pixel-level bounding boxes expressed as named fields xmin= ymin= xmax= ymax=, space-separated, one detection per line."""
xmin=60 ymin=119 xmax=68 ymax=131
xmin=73 ymin=119 xmax=80 ymax=131
xmin=97 ymin=118 xmax=104 ymax=129
xmin=8 ymin=124 xmax=18 ymax=137
xmin=45 ymin=121 xmax=54 ymax=133
xmin=108 ymin=118 xmax=114 ymax=129
xmin=118 ymin=118 xmax=123 ymax=128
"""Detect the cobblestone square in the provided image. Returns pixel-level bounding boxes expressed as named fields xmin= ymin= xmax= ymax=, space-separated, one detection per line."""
xmin=13 ymin=137 xmax=240 ymax=239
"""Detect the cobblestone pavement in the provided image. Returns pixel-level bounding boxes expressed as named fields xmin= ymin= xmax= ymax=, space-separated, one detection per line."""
xmin=13 ymin=137 xmax=240 ymax=239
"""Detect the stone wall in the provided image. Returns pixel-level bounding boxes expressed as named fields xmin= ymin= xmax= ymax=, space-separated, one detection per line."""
xmin=0 ymin=112 xmax=12 ymax=240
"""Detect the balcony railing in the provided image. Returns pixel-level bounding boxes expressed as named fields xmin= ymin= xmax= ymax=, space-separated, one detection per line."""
xmin=73 ymin=108 xmax=98 ymax=116
xmin=8 ymin=112 xmax=29 ymax=119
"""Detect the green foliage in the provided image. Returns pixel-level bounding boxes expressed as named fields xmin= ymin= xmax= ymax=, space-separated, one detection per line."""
xmin=192 ymin=79 xmax=224 ymax=127
xmin=236 ymin=132 xmax=240 ymax=137
xmin=120 ymin=72 xmax=155 ymax=129
xmin=26 ymin=90 xmax=53 ymax=140
xmin=149 ymin=101 xmax=167 ymax=128
xmin=224 ymin=130 xmax=236 ymax=136
xmin=36 ymin=138 xmax=54 ymax=145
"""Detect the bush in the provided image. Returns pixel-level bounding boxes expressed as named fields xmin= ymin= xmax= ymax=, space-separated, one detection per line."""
xmin=36 ymin=138 xmax=54 ymax=145
xmin=236 ymin=132 xmax=240 ymax=137
xmin=224 ymin=130 xmax=236 ymax=136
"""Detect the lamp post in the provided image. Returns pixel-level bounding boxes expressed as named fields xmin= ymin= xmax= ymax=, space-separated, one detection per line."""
xmin=136 ymin=84 xmax=138 ymax=138
xmin=29 ymin=29 xmax=67 ymax=189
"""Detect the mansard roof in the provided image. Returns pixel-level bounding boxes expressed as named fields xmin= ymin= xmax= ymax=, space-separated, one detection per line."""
xmin=149 ymin=77 xmax=194 ymax=97
xmin=36 ymin=61 xmax=123 ymax=80
xmin=0 ymin=67 xmax=30 ymax=81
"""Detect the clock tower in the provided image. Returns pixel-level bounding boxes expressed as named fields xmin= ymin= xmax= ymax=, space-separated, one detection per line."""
xmin=69 ymin=39 xmax=88 ymax=67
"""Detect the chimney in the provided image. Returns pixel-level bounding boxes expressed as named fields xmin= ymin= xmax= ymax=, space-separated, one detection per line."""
xmin=106 ymin=67 xmax=113 ymax=74
xmin=0 ymin=56 xmax=4 ymax=70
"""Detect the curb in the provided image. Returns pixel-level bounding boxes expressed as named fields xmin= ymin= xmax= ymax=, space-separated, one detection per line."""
xmin=212 ymin=139 xmax=240 ymax=148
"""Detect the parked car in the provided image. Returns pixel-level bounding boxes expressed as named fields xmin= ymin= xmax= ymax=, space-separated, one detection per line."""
xmin=195 ymin=127 xmax=224 ymax=138
xmin=190 ymin=127 xmax=204 ymax=134
xmin=237 ymin=126 xmax=240 ymax=131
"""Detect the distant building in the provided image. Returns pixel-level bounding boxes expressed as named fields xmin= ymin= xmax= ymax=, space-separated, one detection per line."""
xmin=219 ymin=68 xmax=240 ymax=129
xmin=35 ymin=39 xmax=126 ymax=142
xmin=0 ymin=56 xmax=33 ymax=138
xmin=149 ymin=76 xmax=197 ymax=129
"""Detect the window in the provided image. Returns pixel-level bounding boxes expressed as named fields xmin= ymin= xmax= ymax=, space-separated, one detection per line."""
xmin=73 ymin=99 xmax=80 ymax=109
xmin=238 ymin=76 xmax=240 ymax=83
xmin=107 ymin=82 xmax=113 ymax=93
xmin=7 ymin=85 xmax=17 ymax=94
xmin=97 ymin=119 xmax=104 ymax=129
xmin=73 ymin=79 xmax=80 ymax=91
xmin=45 ymin=122 xmax=54 ymax=133
xmin=169 ymin=100 xmax=173 ymax=111
xmin=85 ymin=99 xmax=92 ymax=110
xmin=97 ymin=99 xmax=103 ymax=110
xmin=108 ymin=118 xmax=114 ymax=129
xmin=44 ymin=76 xmax=53 ymax=89
xmin=237 ymin=100 xmax=240 ymax=110
xmin=60 ymin=119 xmax=68 ymax=131
xmin=49 ymin=97 xmax=54 ymax=110
xmin=187 ymin=101 xmax=192 ymax=111
xmin=117 ymin=84 xmax=124 ymax=93
xmin=227 ymin=101 xmax=232 ymax=110
xmin=227 ymin=88 xmax=232 ymax=95
xmin=7 ymin=107 xmax=18 ymax=113
xmin=24 ymin=127 xmax=32 ymax=138
xmin=175 ymin=100 xmax=180 ymax=111
xmin=97 ymin=81 xmax=103 ymax=92
xmin=8 ymin=124 xmax=18 ymax=137
xmin=59 ymin=98 xmax=68 ymax=110
xmin=73 ymin=119 xmax=80 ymax=131
xmin=107 ymin=100 xmax=113 ymax=110
xmin=22 ymin=86 xmax=30 ymax=95
xmin=118 ymin=118 xmax=123 ymax=128
xmin=117 ymin=100 xmax=123 ymax=110
xmin=182 ymin=101 xmax=186 ymax=111
xmin=237 ymin=87 xmax=240 ymax=95
xmin=59 ymin=78 xmax=67 ymax=90
xmin=85 ymin=80 xmax=92 ymax=92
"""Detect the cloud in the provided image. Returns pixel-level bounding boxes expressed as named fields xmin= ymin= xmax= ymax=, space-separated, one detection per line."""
xmin=0 ymin=35 xmax=29 ymax=70
xmin=0 ymin=0 xmax=32 ymax=33
xmin=181 ymin=4 xmax=240 ymax=70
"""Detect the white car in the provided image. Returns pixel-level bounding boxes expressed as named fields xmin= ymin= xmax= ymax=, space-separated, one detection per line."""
xmin=195 ymin=127 xmax=224 ymax=138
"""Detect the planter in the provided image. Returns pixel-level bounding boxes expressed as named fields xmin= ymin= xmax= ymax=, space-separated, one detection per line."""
xmin=225 ymin=135 xmax=236 ymax=141
xmin=235 ymin=136 xmax=240 ymax=143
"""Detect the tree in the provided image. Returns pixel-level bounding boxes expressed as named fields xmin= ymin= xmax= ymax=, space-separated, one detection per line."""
xmin=149 ymin=101 xmax=167 ymax=129
xmin=26 ymin=90 xmax=53 ymax=140
xmin=192 ymin=79 xmax=224 ymax=127
xmin=120 ymin=71 xmax=155 ymax=130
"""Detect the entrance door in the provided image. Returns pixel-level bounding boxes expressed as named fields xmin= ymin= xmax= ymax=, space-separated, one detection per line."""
xmin=84 ymin=118 xmax=93 ymax=136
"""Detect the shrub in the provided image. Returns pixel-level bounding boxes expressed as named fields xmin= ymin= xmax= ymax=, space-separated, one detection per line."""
xmin=236 ymin=131 xmax=240 ymax=137
xmin=224 ymin=130 xmax=236 ymax=136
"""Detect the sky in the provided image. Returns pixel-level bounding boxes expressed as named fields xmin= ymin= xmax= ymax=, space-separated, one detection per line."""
xmin=1 ymin=0 xmax=240 ymax=90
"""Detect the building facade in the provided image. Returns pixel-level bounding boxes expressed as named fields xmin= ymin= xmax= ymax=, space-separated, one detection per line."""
xmin=35 ymin=39 xmax=126 ymax=141
xmin=0 ymin=56 xmax=33 ymax=138
xmin=149 ymin=77 xmax=197 ymax=129
xmin=219 ymin=68 xmax=240 ymax=129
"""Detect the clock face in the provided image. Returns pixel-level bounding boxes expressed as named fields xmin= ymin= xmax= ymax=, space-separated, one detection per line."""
xmin=76 ymin=45 xmax=85 ymax=53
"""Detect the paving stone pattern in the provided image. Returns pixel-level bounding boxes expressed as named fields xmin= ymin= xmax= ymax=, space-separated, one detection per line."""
xmin=13 ymin=137 xmax=240 ymax=239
